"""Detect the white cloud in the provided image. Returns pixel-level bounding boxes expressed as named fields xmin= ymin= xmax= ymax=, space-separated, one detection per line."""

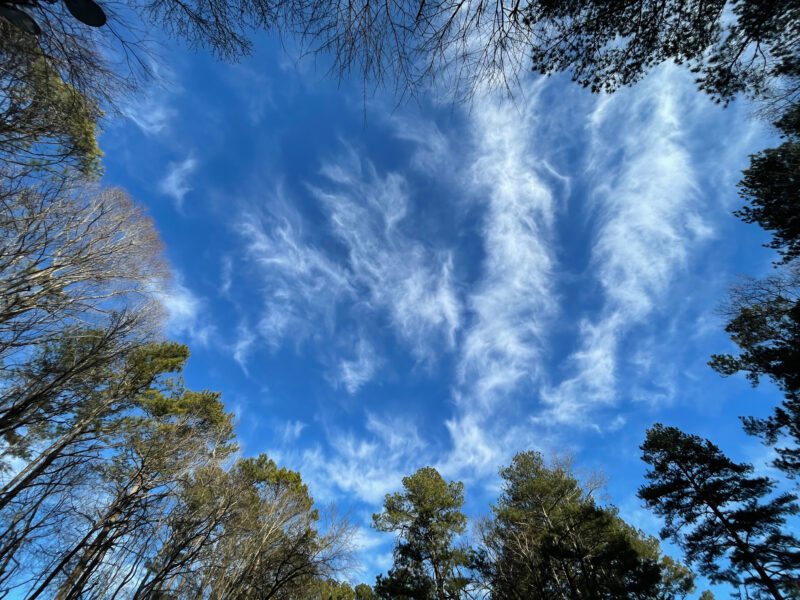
xmin=460 ymin=89 xmax=557 ymax=402
xmin=220 ymin=255 xmax=234 ymax=296
xmin=156 ymin=274 xmax=214 ymax=346
xmin=237 ymin=192 xmax=352 ymax=347
xmin=391 ymin=115 xmax=452 ymax=175
xmin=280 ymin=419 xmax=307 ymax=443
xmin=297 ymin=438 xmax=407 ymax=506
xmin=275 ymin=412 xmax=430 ymax=506
xmin=123 ymin=64 xmax=179 ymax=136
xmin=159 ymin=155 xmax=197 ymax=208
xmin=237 ymin=148 xmax=462 ymax=389
xmin=312 ymin=148 xmax=463 ymax=360
xmin=338 ymin=339 xmax=380 ymax=394
xmin=540 ymin=68 xmax=705 ymax=426
xmin=365 ymin=412 xmax=427 ymax=455
xmin=124 ymin=93 xmax=175 ymax=136
xmin=232 ymin=323 xmax=256 ymax=375
xmin=442 ymin=87 xmax=559 ymax=476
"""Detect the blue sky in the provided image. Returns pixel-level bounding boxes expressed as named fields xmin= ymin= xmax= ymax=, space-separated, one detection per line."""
xmin=100 ymin=32 xmax=786 ymax=594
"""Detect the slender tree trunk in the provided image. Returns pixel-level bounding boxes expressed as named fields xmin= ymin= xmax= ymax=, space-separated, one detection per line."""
xmin=28 ymin=475 xmax=144 ymax=600
xmin=0 ymin=406 xmax=106 ymax=511
xmin=54 ymin=476 xmax=145 ymax=600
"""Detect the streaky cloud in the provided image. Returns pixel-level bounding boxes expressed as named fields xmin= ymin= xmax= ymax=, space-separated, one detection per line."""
xmin=159 ymin=155 xmax=197 ymax=209
xmin=445 ymin=85 xmax=559 ymax=477
xmin=540 ymin=67 xmax=706 ymax=427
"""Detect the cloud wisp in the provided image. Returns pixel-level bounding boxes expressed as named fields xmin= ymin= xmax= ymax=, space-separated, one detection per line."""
xmin=223 ymin=69 xmax=753 ymax=502
xmin=159 ymin=155 xmax=198 ymax=209
xmin=441 ymin=86 xmax=560 ymax=477
xmin=236 ymin=148 xmax=462 ymax=387
xmin=155 ymin=272 xmax=215 ymax=347
xmin=540 ymin=68 xmax=706 ymax=427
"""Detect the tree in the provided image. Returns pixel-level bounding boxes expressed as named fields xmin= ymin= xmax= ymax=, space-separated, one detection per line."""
xmin=639 ymin=424 xmax=800 ymax=600
xmin=0 ymin=176 xmax=166 ymax=454
xmin=317 ymin=579 xmax=356 ymax=600
xmin=266 ymin=0 xmax=800 ymax=102
xmin=0 ymin=340 xmax=190 ymax=515
xmin=0 ymin=341 xmax=229 ymax=596
xmin=7 ymin=0 xmax=800 ymax=110
xmin=0 ymin=331 xmax=354 ymax=598
xmin=373 ymin=467 xmax=471 ymax=600
xmin=30 ymin=387 xmax=235 ymax=600
xmin=520 ymin=0 xmax=799 ymax=103
xmin=355 ymin=582 xmax=377 ymax=599
xmin=709 ymin=264 xmax=800 ymax=476
xmin=0 ymin=176 xmax=165 ymax=360
xmin=736 ymin=103 xmax=800 ymax=264
xmin=196 ymin=455 xmax=354 ymax=600
xmin=0 ymin=25 xmax=102 ymax=178
xmin=477 ymin=451 xmax=694 ymax=600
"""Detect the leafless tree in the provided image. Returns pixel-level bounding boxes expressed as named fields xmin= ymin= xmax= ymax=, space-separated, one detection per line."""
xmin=0 ymin=175 xmax=167 ymax=464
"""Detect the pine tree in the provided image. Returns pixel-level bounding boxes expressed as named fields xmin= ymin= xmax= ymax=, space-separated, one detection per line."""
xmin=478 ymin=451 xmax=694 ymax=599
xmin=373 ymin=467 xmax=471 ymax=600
xmin=639 ymin=424 xmax=800 ymax=599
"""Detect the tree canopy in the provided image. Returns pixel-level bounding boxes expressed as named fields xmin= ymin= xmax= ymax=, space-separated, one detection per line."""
xmin=373 ymin=466 xmax=471 ymax=600
xmin=477 ymin=451 xmax=694 ymax=600
xmin=639 ymin=424 xmax=800 ymax=599
xmin=737 ymin=103 xmax=800 ymax=264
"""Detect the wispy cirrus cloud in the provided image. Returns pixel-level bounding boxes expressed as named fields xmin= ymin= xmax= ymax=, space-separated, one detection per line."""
xmin=290 ymin=413 xmax=429 ymax=505
xmin=311 ymin=148 xmax=462 ymax=360
xmin=156 ymin=273 xmax=215 ymax=347
xmin=224 ymin=70 xmax=754 ymax=502
xmin=237 ymin=192 xmax=351 ymax=347
xmin=125 ymin=94 xmax=176 ymax=136
xmin=337 ymin=339 xmax=380 ymax=394
xmin=237 ymin=147 xmax=462 ymax=388
xmin=123 ymin=63 xmax=180 ymax=136
xmin=540 ymin=68 xmax=706 ymax=427
xmin=459 ymin=91 xmax=558 ymax=407
xmin=159 ymin=155 xmax=197 ymax=208
xmin=440 ymin=86 xmax=559 ymax=476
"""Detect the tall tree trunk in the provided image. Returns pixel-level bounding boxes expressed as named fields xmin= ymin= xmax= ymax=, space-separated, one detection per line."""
xmin=28 ymin=474 xmax=145 ymax=600
xmin=0 ymin=406 xmax=106 ymax=511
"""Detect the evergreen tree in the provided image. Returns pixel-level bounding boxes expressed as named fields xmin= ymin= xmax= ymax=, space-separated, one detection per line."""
xmin=373 ymin=467 xmax=471 ymax=600
xmin=478 ymin=451 xmax=694 ymax=600
xmin=355 ymin=582 xmax=377 ymax=599
xmin=639 ymin=424 xmax=800 ymax=599
xmin=736 ymin=104 xmax=800 ymax=265
xmin=0 ymin=25 xmax=102 ymax=178
xmin=710 ymin=265 xmax=800 ymax=476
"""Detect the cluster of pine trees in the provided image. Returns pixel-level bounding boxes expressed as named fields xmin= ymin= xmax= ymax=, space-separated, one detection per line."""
xmin=2 ymin=0 xmax=799 ymax=597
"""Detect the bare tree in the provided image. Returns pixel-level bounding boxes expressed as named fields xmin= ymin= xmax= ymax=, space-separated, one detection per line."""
xmin=0 ymin=176 xmax=166 ymax=352
xmin=4 ymin=0 xmax=797 ymax=110
xmin=0 ymin=175 xmax=167 ymax=463
xmin=196 ymin=456 xmax=354 ymax=600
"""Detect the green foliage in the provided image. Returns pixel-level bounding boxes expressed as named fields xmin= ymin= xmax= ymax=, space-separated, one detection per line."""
xmin=736 ymin=104 xmax=800 ymax=264
xmin=0 ymin=24 xmax=102 ymax=177
xmin=373 ymin=467 xmax=470 ymax=600
xmin=479 ymin=451 xmax=694 ymax=599
xmin=236 ymin=452 xmax=317 ymax=515
xmin=709 ymin=266 xmax=800 ymax=476
xmin=639 ymin=424 xmax=800 ymax=599
xmin=355 ymin=582 xmax=377 ymax=599
xmin=520 ymin=0 xmax=797 ymax=103
xmin=317 ymin=579 xmax=356 ymax=600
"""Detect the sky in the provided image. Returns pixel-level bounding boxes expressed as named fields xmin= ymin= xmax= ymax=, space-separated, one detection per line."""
xmin=100 ymin=30 xmax=787 ymax=595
